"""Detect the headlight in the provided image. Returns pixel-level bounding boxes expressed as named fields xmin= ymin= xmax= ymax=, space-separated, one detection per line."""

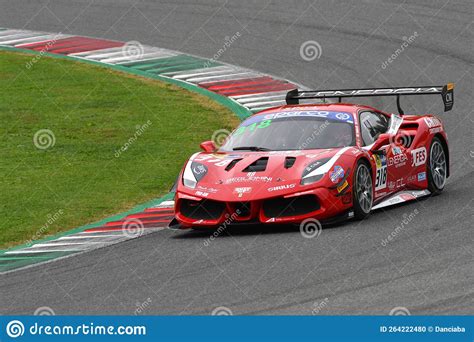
xmin=183 ymin=161 xmax=208 ymax=189
xmin=301 ymin=158 xmax=330 ymax=185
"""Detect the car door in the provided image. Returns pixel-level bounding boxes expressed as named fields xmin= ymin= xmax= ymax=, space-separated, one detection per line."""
xmin=359 ymin=110 xmax=402 ymax=199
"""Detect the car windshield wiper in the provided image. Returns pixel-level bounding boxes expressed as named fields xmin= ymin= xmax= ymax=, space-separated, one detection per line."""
xmin=232 ymin=146 xmax=271 ymax=151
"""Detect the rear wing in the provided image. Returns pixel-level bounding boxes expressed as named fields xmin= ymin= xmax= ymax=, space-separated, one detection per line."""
xmin=285 ymin=83 xmax=454 ymax=115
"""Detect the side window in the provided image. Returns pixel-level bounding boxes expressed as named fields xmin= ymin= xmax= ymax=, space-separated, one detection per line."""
xmin=359 ymin=111 xmax=390 ymax=146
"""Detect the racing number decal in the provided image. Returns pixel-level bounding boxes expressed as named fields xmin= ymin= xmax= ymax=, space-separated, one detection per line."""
xmin=376 ymin=167 xmax=387 ymax=190
xmin=234 ymin=120 xmax=272 ymax=135
xmin=373 ymin=154 xmax=387 ymax=190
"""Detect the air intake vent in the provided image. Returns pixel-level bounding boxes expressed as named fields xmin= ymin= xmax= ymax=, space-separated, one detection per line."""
xmin=284 ymin=157 xmax=296 ymax=169
xmin=225 ymin=158 xmax=242 ymax=171
xmin=400 ymin=123 xmax=419 ymax=129
xmin=243 ymin=157 xmax=268 ymax=172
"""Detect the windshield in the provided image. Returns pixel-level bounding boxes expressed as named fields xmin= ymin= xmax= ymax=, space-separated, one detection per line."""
xmin=219 ymin=110 xmax=355 ymax=151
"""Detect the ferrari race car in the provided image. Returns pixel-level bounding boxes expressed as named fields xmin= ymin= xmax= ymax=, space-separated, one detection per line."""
xmin=173 ymin=84 xmax=454 ymax=228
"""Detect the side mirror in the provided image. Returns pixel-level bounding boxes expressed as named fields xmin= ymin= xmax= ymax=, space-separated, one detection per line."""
xmin=200 ymin=140 xmax=216 ymax=153
xmin=370 ymin=133 xmax=392 ymax=152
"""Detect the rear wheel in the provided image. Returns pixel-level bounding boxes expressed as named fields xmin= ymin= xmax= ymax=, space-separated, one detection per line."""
xmin=352 ymin=161 xmax=373 ymax=220
xmin=427 ymin=137 xmax=447 ymax=195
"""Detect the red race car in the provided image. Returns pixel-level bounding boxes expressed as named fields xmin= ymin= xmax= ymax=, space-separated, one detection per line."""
xmin=173 ymin=84 xmax=454 ymax=229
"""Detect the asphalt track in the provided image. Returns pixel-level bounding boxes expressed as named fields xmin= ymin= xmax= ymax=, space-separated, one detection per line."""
xmin=0 ymin=0 xmax=473 ymax=315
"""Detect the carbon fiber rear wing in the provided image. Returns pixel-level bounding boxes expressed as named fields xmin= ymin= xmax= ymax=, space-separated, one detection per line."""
xmin=285 ymin=83 xmax=454 ymax=115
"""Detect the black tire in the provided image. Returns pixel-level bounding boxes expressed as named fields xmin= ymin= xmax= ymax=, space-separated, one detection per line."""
xmin=352 ymin=160 xmax=373 ymax=220
xmin=427 ymin=137 xmax=447 ymax=196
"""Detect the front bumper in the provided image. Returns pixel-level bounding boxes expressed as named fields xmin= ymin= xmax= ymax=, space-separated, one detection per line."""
xmin=174 ymin=187 xmax=352 ymax=228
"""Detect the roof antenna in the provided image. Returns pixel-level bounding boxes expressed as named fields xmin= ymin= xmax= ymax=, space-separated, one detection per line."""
xmin=396 ymin=94 xmax=404 ymax=115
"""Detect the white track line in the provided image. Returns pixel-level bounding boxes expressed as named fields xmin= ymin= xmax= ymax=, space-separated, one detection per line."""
xmin=244 ymin=100 xmax=287 ymax=108
xmin=57 ymin=234 xmax=124 ymax=240
xmin=187 ymin=72 xmax=260 ymax=84
xmin=235 ymin=93 xmax=287 ymax=104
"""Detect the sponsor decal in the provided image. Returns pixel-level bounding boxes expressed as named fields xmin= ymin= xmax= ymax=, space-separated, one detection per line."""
xmin=396 ymin=178 xmax=405 ymax=188
xmin=411 ymin=147 xmax=427 ymax=166
xmin=406 ymin=174 xmax=416 ymax=182
xmin=429 ymin=127 xmax=443 ymax=134
xmin=386 ymin=196 xmax=403 ymax=205
xmin=192 ymin=164 xmax=207 ymax=175
xmin=242 ymin=110 xmax=354 ymax=124
xmin=196 ymin=185 xmax=218 ymax=193
xmin=329 ymin=165 xmax=345 ymax=183
xmin=424 ymin=117 xmax=442 ymax=128
xmin=224 ymin=175 xmax=272 ymax=184
xmin=373 ymin=154 xmax=388 ymax=190
xmin=388 ymin=181 xmax=395 ymax=190
xmin=233 ymin=187 xmax=252 ymax=198
xmin=375 ymin=190 xmax=388 ymax=197
xmin=400 ymin=193 xmax=416 ymax=201
xmin=268 ymin=184 xmax=296 ymax=192
xmin=336 ymin=112 xmax=351 ymax=120
xmin=195 ymin=191 xmax=209 ymax=197
xmin=417 ymin=172 xmax=426 ymax=181
xmin=336 ymin=180 xmax=349 ymax=193
xmin=392 ymin=146 xmax=402 ymax=155
xmin=388 ymin=153 xmax=408 ymax=168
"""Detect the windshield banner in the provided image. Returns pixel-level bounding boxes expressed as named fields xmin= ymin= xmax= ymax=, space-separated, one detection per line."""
xmin=243 ymin=110 xmax=354 ymax=125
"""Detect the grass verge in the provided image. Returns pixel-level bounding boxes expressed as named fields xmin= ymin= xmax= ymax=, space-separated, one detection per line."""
xmin=0 ymin=51 xmax=239 ymax=248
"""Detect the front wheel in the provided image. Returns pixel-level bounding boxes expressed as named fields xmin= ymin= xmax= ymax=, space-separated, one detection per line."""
xmin=427 ymin=137 xmax=447 ymax=195
xmin=352 ymin=161 xmax=373 ymax=220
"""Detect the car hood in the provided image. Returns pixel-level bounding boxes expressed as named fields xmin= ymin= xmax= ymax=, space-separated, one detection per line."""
xmin=180 ymin=147 xmax=356 ymax=201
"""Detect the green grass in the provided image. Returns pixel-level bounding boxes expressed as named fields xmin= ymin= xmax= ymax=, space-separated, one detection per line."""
xmin=0 ymin=51 xmax=239 ymax=248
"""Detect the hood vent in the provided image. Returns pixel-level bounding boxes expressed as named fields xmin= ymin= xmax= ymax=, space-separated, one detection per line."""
xmin=284 ymin=157 xmax=296 ymax=169
xmin=243 ymin=157 xmax=268 ymax=172
xmin=225 ymin=158 xmax=242 ymax=171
